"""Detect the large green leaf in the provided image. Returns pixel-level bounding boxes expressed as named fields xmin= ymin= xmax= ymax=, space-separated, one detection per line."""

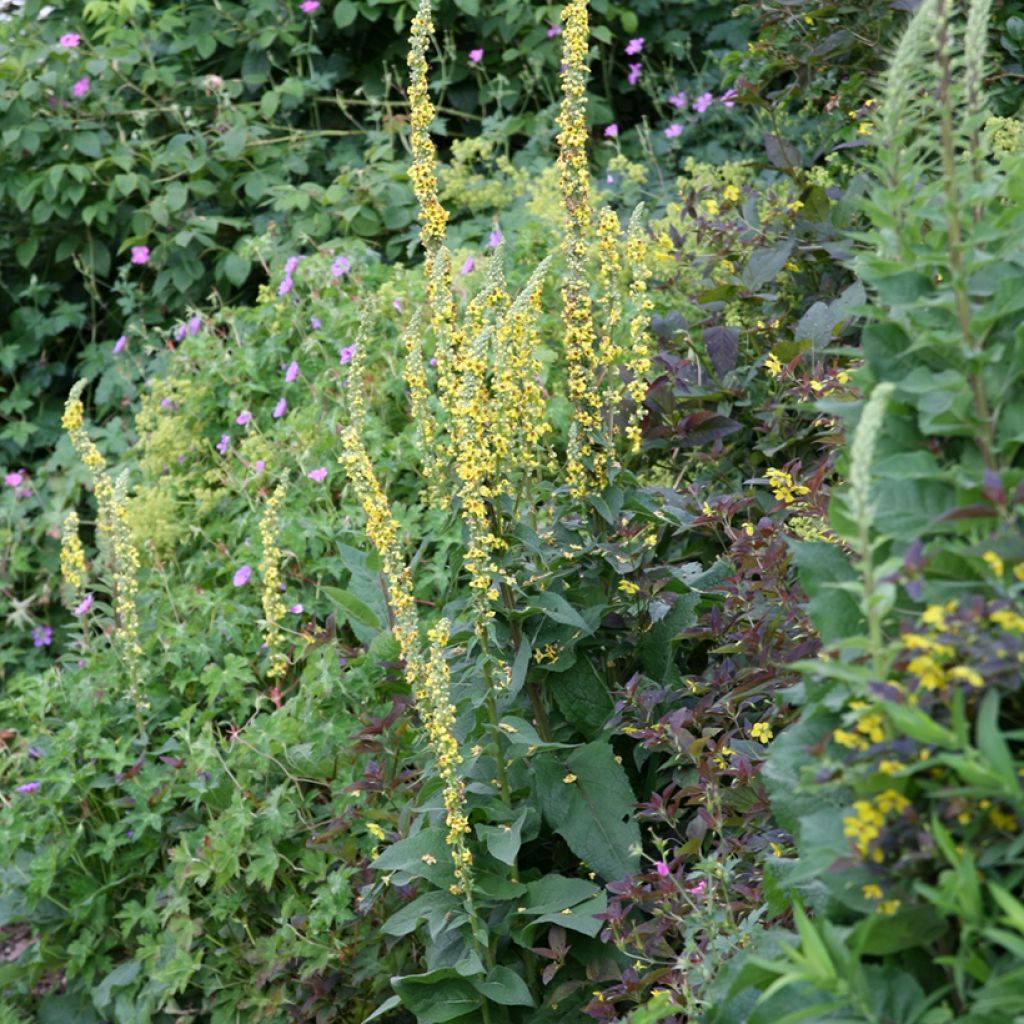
xmin=549 ymin=655 xmax=613 ymax=739
xmin=392 ymin=969 xmax=481 ymax=1023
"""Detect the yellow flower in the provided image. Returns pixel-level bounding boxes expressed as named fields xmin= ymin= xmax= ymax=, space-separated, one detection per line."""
xmin=366 ymin=823 xmax=386 ymax=842
xmin=750 ymin=722 xmax=773 ymax=744
xmin=983 ymin=551 xmax=1005 ymax=578
xmin=862 ymin=883 xmax=883 ymax=900
xmin=878 ymin=760 xmax=905 ymax=775
xmin=877 ymin=899 xmax=901 ymax=915
xmin=421 ymin=854 xmax=438 ymax=865
xmin=765 ymin=352 xmax=783 ymax=377
xmin=618 ymin=579 xmax=640 ymax=595
xmin=563 ymin=773 xmax=578 ymax=784
xmin=704 ymin=198 xmax=720 ymax=217
xmin=765 ymin=467 xmax=810 ymax=505
xmin=723 ymin=184 xmax=741 ymax=202
xmin=948 ymin=665 xmax=984 ymax=688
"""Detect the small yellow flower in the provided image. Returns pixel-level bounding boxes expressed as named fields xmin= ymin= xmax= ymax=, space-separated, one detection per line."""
xmin=366 ymin=822 xmax=386 ymax=841
xmin=948 ymin=665 xmax=984 ymax=688
xmin=704 ymin=198 xmax=720 ymax=217
xmin=742 ymin=523 xmax=755 ymax=537
xmin=764 ymin=352 xmax=783 ymax=377
xmin=723 ymin=184 xmax=741 ymax=202
xmin=750 ymin=721 xmax=773 ymax=744
xmin=421 ymin=854 xmax=438 ymax=865
xmin=563 ymin=773 xmax=578 ymax=784
xmin=878 ymin=760 xmax=905 ymax=775
xmin=858 ymin=121 xmax=873 ymax=136
xmin=862 ymin=883 xmax=884 ymax=900
xmin=769 ymin=841 xmax=784 ymax=857
xmin=618 ymin=579 xmax=640 ymax=595
xmin=878 ymin=899 xmax=901 ymax=915
xmin=983 ymin=551 xmax=1005 ymax=578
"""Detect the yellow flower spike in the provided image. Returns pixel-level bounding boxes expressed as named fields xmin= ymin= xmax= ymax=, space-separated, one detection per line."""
xmin=60 ymin=509 xmax=88 ymax=606
xmin=259 ymin=477 xmax=290 ymax=680
xmin=624 ymin=205 xmax=654 ymax=454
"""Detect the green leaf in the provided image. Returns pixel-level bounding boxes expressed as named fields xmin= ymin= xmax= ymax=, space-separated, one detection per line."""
xmin=392 ymin=969 xmax=481 ymax=1023
xmin=222 ymin=252 xmax=251 ymax=287
xmin=533 ymin=740 xmax=640 ymax=881
xmin=742 ymin=241 xmax=794 ymax=289
xmin=638 ymin=592 xmax=698 ymax=681
xmin=382 ymin=890 xmax=465 ymax=939
xmin=475 ymin=808 xmax=527 ymax=866
xmin=73 ymin=132 xmax=102 ymax=159
xmin=791 ymin=540 xmax=862 ymax=644
xmin=549 ymin=655 xmax=613 ymax=739
xmin=371 ymin=827 xmax=455 ymax=887
xmin=472 ymin=966 xmax=534 ymax=1007
xmin=334 ymin=0 xmax=359 ymax=27
xmin=322 ymin=586 xmax=382 ymax=631
xmin=881 ymin=701 xmax=958 ymax=749
xmin=92 ymin=960 xmax=141 ymax=1009
xmin=531 ymin=591 xmax=590 ymax=632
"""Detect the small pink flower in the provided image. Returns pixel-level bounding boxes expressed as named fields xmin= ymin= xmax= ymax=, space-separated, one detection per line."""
xmin=547 ymin=24 xmax=562 ymax=37
xmin=655 ymin=860 xmax=670 ymax=877
xmin=300 ymin=0 xmax=320 ymax=10
xmin=59 ymin=32 xmax=81 ymax=47
xmin=668 ymin=91 xmax=688 ymax=109
xmin=72 ymin=76 xmax=90 ymax=98
xmin=113 ymin=334 xmax=127 ymax=354
xmin=460 ymin=255 xmax=475 ymax=275
xmin=130 ymin=245 xmax=150 ymax=265
xmin=392 ymin=298 xmax=403 ymax=312
xmin=233 ymin=564 xmax=252 ymax=587
xmin=339 ymin=344 xmax=357 ymax=365
xmin=720 ymin=88 xmax=738 ymax=108
xmin=188 ymin=314 xmax=202 ymax=335
xmin=174 ymin=323 xmax=187 ymax=342
xmin=216 ymin=433 xmax=230 ymax=454
xmin=254 ymin=459 xmax=266 ymax=472
xmin=74 ymin=593 xmax=94 ymax=616
xmin=273 ymin=397 xmax=287 ymax=419
xmin=285 ymin=360 xmax=299 ymax=383
xmin=468 ymin=48 xmax=484 ymax=65
xmin=331 ymin=255 xmax=351 ymax=277
xmin=664 ymin=123 xmax=683 ymax=139
xmin=625 ymin=37 xmax=644 ymax=56
xmin=278 ymin=276 xmax=293 ymax=297
xmin=310 ymin=316 xmax=322 ymax=329
xmin=488 ymin=229 xmax=502 ymax=248
xmin=284 ymin=255 xmax=301 ymax=275
xmin=16 ymin=781 xmax=42 ymax=793
xmin=693 ymin=92 xmax=713 ymax=114
xmin=688 ymin=879 xmax=707 ymax=897
xmin=604 ymin=123 xmax=619 ymax=138
xmin=289 ymin=603 xmax=304 ymax=614
xmin=5 ymin=471 xmax=25 ymax=488
xmin=307 ymin=467 xmax=328 ymax=482
xmin=236 ymin=410 xmax=252 ymax=425
xmin=627 ymin=62 xmax=642 ymax=86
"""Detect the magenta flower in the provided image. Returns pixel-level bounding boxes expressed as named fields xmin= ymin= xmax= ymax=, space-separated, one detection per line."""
xmin=289 ymin=603 xmax=304 ymax=614
xmin=273 ymin=397 xmax=287 ymax=418
xmin=468 ymin=48 xmax=484 ymax=65
xmin=392 ymin=298 xmax=403 ymax=312
xmin=625 ymin=37 xmax=644 ymax=56
xmin=603 ymin=123 xmax=619 ymax=138
xmin=216 ymin=433 xmax=230 ymax=454
xmin=59 ymin=32 xmax=81 ymax=47
xmin=5 ymin=471 xmax=24 ymax=488
xmin=655 ymin=860 xmax=670 ymax=877
xmin=331 ymin=255 xmax=351 ymax=277
xmin=693 ymin=92 xmax=713 ymax=114
xmin=668 ymin=91 xmax=688 ymax=109
xmin=339 ymin=344 xmax=357 ymax=365
xmin=236 ymin=410 xmax=252 ymax=426
xmin=16 ymin=781 xmax=42 ymax=794
xmin=688 ymin=879 xmax=708 ymax=897
xmin=32 ymin=625 xmax=54 ymax=647
xmin=255 ymin=459 xmax=266 ymax=472
xmin=74 ymin=593 xmax=94 ymax=616
xmin=113 ymin=334 xmax=127 ymax=354
xmin=664 ymin=123 xmax=683 ymax=138
xmin=130 ymin=245 xmax=150 ymax=265
xmin=284 ymin=255 xmax=301 ymax=275
xmin=278 ymin=276 xmax=293 ymax=297
xmin=300 ymin=0 xmax=320 ymax=10
xmin=188 ymin=314 xmax=202 ymax=335
xmin=233 ymin=564 xmax=252 ymax=587
xmin=174 ymin=322 xmax=187 ymax=342
xmin=285 ymin=360 xmax=299 ymax=383
xmin=307 ymin=467 xmax=328 ymax=482
xmin=720 ymin=88 xmax=738 ymax=108
xmin=310 ymin=316 xmax=322 ymax=329
xmin=627 ymin=62 xmax=642 ymax=86
xmin=72 ymin=76 xmax=90 ymax=98
xmin=460 ymin=255 xmax=475 ymax=275
xmin=547 ymin=24 xmax=562 ymax=37
xmin=488 ymin=229 xmax=502 ymax=248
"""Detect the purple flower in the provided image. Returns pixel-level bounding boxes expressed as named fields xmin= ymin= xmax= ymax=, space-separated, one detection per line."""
xmin=113 ymin=334 xmax=127 ymax=354
xmin=392 ymin=298 xmax=403 ymax=312
xmin=664 ymin=123 xmax=683 ymax=138
xmin=625 ymin=37 xmax=644 ymax=56
xmin=284 ymin=255 xmax=301 ymax=275
xmin=59 ymin=32 xmax=81 ymax=47
xmin=604 ymin=123 xmax=619 ymax=138
xmin=655 ymin=860 xmax=670 ymax=877
xmin=72 ymin=76 xmax=90 ymax=98
xmin=300 ymin=0 xmax=320 ymax=11
xmin=331 ymin=255 xmax=351 ymax=277
xmin=160 ymin=398 xmax=175 ymax=409
xmin=688 ymin=879 xmax=708 ymax=897
xmin=720 ymin=88 xmax=738 ymax=108
xmin=668 ymin=90 xmax=688 ymax=109
xmin=233 ymin=564 xmax=252 ymax=587
xmin=289 ymin=603 xmax=304 ymax=614
xmin=236 ymin=410 xmax=252 ymax=426
xmin=459 ymin=255 xmax=475 ymax=275
xmin=216 ymin=433 xmax=230 ymax=454
xmin=547 ymin=24 xmax=562 ymax=37
xmin=130 ymin=245 xmax=150 ymax=265
xmin=693 ymin=92 xmax=713 ymax=114
xmin=278 ymin=276 xmax=293 ymax=297
xmin=285 ymin=360 xmax=299 ymax=383
xmin=174 ymin=323 xmax=187 ymax=342
xmin=310 ymin=316 xmax=322 ymax=330
xmin=606 ymin=173 xmax=615 ymax=184
xmin=273 ymin=397 xmax=287 ymax=418
xmin=307 ymin=467 xmax=327 ymax=482
xmin=468 ymin=47 xmax=484 ymax=65
xmin=254 ymin=459 xmax=266 ymax=472
xmin=339 ymin=344 xmax=357 ymax=365
xmin=32 ymin=625 xmax=53 ymax=647
xmin=188 ymin=314 xmax=202 ymax=336
xmin=627 ymin=62 xmax=642 ymax=86
xmin=487 ymin=229 xmax=502 ymax=248
xmin=16 ymin=781 xmax=41 ymax=794
xmin=74 ymin=593 xmax=94 ymax=616
xmin=5 ymin=471 xmax=24 ymax=488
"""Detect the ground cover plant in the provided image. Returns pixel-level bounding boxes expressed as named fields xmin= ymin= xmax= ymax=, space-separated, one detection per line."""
xmin=1 ymin=0 xmax=1023 ymax=1022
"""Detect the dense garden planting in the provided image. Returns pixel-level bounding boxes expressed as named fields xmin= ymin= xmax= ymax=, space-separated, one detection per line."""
xmin=2 ymin=0 xmax=1023 ymax=1021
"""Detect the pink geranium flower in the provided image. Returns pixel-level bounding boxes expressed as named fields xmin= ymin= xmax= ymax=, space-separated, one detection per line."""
xmin=547 ymin=24 xmax=562 ymax=37
xmin=5 ymin=471 xmax=25 ymax=488
xmin=130 ymin=245 xmax=150 ymax=265
xmin=273 ymin=397 xmax=287 ymax=419
xmin=488 ymin=228 xmax=502 ymax=248
xmin=668 ymin=91 xmax=688 ymax=109
xmin=664 ymin=123 xmax=683 ymax=138
xmin=74 ymin=593 xmax=94 ymax=615
xmin=285 ymin=360 xmax=299 ymax=383
xmin=233 ymin=564 xmax=252 ymax=587
xmin=72 ymin=76 xmax=90 ymax=98
xmin=331 ymin=255 xmax=350 ymax=277
xmin=113 ymin=335 xmax=127 ymax=354
xmin=627 ymin=63 xmax=642 ymax=86
xmin=236 ymin=410 xmax=252 ymax=425
xmin=625 ymin=37 xmax=644 ymax=56
xmin=460 ymin=255 xmax=475 ymax=275
xmin=693 ymin=92 xmax=713 ymax=113
xmin=59 ymin=32 xmax=81 ymax=47
xmin=300 ymin=1 xmax=320 ymax=12
xmin=655 ymin=860 xmax=670 ymax=877
xmin=720 ymin=88 xmax=738 ymax=108
xmin=307 ymin=467 xmax=327 ymax=482
xmin=468 ymin=48 xmax=484 ymax=65
xmin=339 ymin=344 xmax=357 ymax=365
xmin=604 ymin=123 xmax=619 ymax=138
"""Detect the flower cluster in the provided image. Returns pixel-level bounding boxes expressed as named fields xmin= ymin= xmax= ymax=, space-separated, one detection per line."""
xmin=60 ymin=509 xmax=88 ymax=608
xmin=259 ymin=478 xmax=290 ymax=680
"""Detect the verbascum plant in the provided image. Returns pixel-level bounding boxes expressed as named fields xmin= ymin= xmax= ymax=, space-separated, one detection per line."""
xmin=624 ymin=206 xmax=655 ymax=452
xmin=62 ymin=380 xmax=115 ymax=540
xmin=59 ymin=510 xmax=87 ymax=611
xmin=557 ymin=0 xmax=600 ymax=496
xmin=259 ymin=478 xmax=289 ymax=680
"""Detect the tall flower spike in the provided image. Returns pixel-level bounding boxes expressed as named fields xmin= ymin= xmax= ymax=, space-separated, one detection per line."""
xmin=60 ymin=510 xmax=88 ymax=610
xmin=63 ymin=380 xmax=115 ymax=539
xmin=259 ymin=477 xmax=290 ymax=680
xmin=557 ymin=0 xmax=599 ymax=497
xmin=624 ymin=204 xmax=654 ymax=453
xmin=111 ymin=471 xmax=144 ymax=704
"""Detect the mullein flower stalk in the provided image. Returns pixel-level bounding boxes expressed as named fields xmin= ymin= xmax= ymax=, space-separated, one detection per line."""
xmin=60 ymin=510 xmax=88 ymax=611
xmin=624 ymin=205 xmax=654 ymax=453
xmin=557 ymin=0 xmax=600 ymax=497
xmin=259 ymin=477 xmax=290 ymax=680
